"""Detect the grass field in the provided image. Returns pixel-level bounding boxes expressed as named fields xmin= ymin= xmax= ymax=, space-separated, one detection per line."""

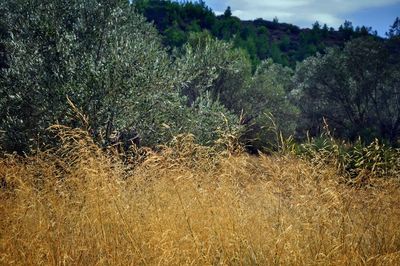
xmin=1 ymin=129 xmax=400 ymax=265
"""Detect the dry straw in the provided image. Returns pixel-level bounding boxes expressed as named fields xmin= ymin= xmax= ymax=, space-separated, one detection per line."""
xmin=1 ymin=126 xmax=400 ymax=265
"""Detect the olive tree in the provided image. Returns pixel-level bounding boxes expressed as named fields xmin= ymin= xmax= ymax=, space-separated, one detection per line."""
xmin=174 ymin=31 xmax=252 ymax=111
xmin=0 ymin=0 xmax=179 ymax=151
xmin=0 ymin=0 xmax=242 ymax=152
xmin=240 ymin=59 xmax=299 ymax=151
xmin=294 ymin=37 xmax=400 ymax=143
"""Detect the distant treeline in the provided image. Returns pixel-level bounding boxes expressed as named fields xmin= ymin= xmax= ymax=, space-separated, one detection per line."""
xmin=134 ymin=0 xmax=379 ymax=68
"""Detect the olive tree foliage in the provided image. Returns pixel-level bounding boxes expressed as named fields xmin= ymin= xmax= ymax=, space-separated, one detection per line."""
xmin=293 ymin=37 xmax=400 ymax=143
xmin=239 ymin=59 xmax=299 ymax=151
xmin=174 ymin=31 xmax=252 ymax=111
xmin=0 ymin=0 xmax=240 ymax=152
xmin=0 ymin=0 xmax=175 ymax=151
xmin=188 ymin=92 xmax=241 ymax=146
xmin=174 ymin=33 xmax=299 ymax=151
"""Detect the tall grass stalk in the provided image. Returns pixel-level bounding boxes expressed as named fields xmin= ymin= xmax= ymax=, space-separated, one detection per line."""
xmin=0 ymin=127 xmax=399 ymax=265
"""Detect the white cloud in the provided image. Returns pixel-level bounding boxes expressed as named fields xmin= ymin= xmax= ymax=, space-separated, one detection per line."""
xmin=310 ymin=13 xmax=342 ymax=26
xmin=230 ymin=0 xmax=310 ymax=9
xmin=232 ymin=10 xmax=294 ymax=21
xmin=213 ymin=0 xmax=400 ymax=28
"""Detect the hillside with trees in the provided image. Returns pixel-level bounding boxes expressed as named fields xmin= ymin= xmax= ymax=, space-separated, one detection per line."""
xmin=134 ymin=0 xmax=379 ymax=68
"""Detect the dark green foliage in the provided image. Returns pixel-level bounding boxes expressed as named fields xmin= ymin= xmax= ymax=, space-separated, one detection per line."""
xmin=387 ymin=17 xmax=400 ymax=38
xmin=164 ymin=24 xmax=187 ymax=46
xmin=239 ymin=59 xmax=298 ymax=152
xmin=213 ymin=16 xmax=241 ymax=40
xmin=134 ymin=0 xmax=216 ymax=47
xmin=294 ymin=37 xmax=400 ymax=144
xmin=295 ymin=129 xmax=400 ymax=179
xmin=1 ymin=0 xmax=399 ymax=159
xmin=133 ymin=0 xmax=377 ymax=69
xmin=0 ymin=18 xmax=7 ymax=71
xmin=255 ymin=26 xmax=269 ymax=59
xmin=223 ymin=6 xmax=232 ymax=18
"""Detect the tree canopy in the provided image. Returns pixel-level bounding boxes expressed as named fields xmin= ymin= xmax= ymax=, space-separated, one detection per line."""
xmin=0 ymin=0 xmax=399 ymax=154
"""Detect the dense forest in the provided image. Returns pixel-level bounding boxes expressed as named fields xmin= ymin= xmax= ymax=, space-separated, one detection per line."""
xmin=0 ymin=0 xmax=399 ymax=154
xmin=134 ymin=0 xmax=381 ymax=68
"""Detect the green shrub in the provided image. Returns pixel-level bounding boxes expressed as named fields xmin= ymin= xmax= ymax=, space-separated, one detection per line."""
xmin=294 ymin=125 xmax=400 ymax=179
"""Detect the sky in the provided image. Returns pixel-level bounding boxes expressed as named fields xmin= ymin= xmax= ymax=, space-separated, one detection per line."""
xmin=204 ymin=0 xmax=400 ymax=36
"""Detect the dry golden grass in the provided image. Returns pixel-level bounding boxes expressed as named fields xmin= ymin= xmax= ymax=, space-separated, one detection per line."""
xmin=1 ymin=127 xmax=400 ymax=265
